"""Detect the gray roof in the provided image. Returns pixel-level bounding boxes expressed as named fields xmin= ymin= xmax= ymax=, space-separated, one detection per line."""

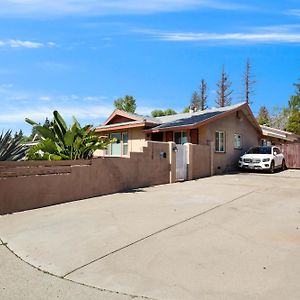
xmin=150 ymin=102 xmax=246 ymax=130
xmin=98 ymin=102 xmax=247 ymax=131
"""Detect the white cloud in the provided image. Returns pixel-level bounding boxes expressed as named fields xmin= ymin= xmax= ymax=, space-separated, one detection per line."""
xmin=83 ymin=96 xmax=108 ymax=102
xmin=0 ymin=85 xmax=114 ymax=129
xmin=0 ymin=39 xmax=56 ymax=49
xmin=286 ymin=9 xmax=300 ymax=17
xmin=148 ymin=28 xmax=300 ymax=44
xmin=39 ymin=96 xmax=52 ymax=101
xmin=38 ymin=62 xmax=70 ymax=71
xmin=0 ymin=0 xmax=248 ymax=16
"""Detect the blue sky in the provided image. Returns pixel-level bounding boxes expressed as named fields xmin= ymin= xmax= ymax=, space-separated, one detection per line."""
xmin=0 ymin=0 xmax=300 ymax=135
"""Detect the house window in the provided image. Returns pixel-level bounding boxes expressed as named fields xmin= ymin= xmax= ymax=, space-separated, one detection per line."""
xmin=215 ymin=131 xmax=225 ymax=152
xmin=174 ymin=131 xmax=188 ymax=144
xmin=234 ymin=134 xmax=242 ymax=149
xmin=108 ymin=132 xmax=128 ymax=156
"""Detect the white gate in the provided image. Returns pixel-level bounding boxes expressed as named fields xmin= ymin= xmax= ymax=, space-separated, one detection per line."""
xmin=176 ymin=144 xmax=188 ymax=181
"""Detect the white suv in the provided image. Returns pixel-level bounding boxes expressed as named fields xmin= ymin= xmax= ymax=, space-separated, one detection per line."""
xmin=238 ymin=146 xmax=285 ymax=173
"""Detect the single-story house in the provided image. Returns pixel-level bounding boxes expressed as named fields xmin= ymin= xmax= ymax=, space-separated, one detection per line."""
xmin=260 ymin=125 xmax=300 ymax=146
xmin=96 ymin=102 xmax=262 ymax=173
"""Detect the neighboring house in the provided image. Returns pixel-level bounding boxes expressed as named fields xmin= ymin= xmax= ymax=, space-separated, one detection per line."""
xmin=260 ymin=125 xmax=300 ymax=146
xmin=96 ymin=102 xmax=262 ymax=173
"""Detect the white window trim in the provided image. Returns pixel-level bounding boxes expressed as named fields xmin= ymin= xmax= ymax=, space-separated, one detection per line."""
xmin=234 ymin=133 xmax=242 ymax=149
xmin=107 ymin=132 xmax=129 ymax=157
xmin=174 ymin=131 xmax=188 ymax=145
xmin=215 ymin=130 xmax=225 ymax=153
xmin=122 ymin=132 xmax=129 ymax=157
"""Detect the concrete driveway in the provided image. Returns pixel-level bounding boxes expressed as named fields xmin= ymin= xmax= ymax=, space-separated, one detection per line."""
xmin=1 ymin=170 xmax=300 ymax=300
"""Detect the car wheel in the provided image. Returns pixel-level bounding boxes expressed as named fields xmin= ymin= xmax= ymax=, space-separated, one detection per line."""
xmin=269 ymin=161 xmax=275 ymax=174
xmin=281 ymin=159 xmax=286 ymax=171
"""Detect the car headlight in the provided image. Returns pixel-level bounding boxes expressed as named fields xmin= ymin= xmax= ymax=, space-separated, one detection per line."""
xmin=239 ymin=157 xmax=243 ymax=162
xmin=263 ymin=158 xmax=270 ymax=162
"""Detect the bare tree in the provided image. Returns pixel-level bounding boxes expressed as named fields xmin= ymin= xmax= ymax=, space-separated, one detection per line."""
xmin=190 ymin=79 xmax=208 ymax=112
xmin=190 ymin=91 xmax=200 ymax=111
xmin=199 ymin=79 xmax=208 ymax=110
xmin=244 ymin=58 xmax=256 ymax=105
xmin=216 ymin=66 xmax=233 ymax=107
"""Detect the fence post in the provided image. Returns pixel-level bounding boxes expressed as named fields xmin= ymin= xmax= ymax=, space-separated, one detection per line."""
xmin=209 ymin=141 xmax=214 ymax=176
xmin=168 ymin=142 xmax=176 ymax=183
xmin=185 ymin=143 xmax=193 ymax=180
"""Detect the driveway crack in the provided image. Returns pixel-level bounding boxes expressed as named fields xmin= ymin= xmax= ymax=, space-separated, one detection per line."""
xmin=0 ymin=238 xmax=159 ymax=300
xmin=63 ymin=190 xmax=256 ymax=278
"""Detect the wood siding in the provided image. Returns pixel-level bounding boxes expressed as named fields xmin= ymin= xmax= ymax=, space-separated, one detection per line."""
xmin=280 ymin=143 xmax=300 ymax=169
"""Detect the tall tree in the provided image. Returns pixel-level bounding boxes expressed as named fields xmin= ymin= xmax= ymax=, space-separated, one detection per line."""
xmin=243 ymin=58 xmax=256 ymax=105
xmin=216 ymin=66 xmax=233 ymax=107
xmin=199 ymin=79 xmax=208 ymax=110
xmin=285 ymin=79 xmax=300 ymax=134
xmin=257 ymin=106 xmax=271 ymax=126
xmin=190 ymin=91 xmax=200 ymax=111
xmin=269 ymin=106 xmax=288 ymax=130
xmin=190 ymin=79 xmax=208 ymax=112
xmin=114 ymin=95 xmax=137 ymax=113
xmin=285 ymin=111 xmax=300 ymax=134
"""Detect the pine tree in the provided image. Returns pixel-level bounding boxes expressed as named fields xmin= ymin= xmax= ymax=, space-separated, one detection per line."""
xmin=244 ymin=58 xmax=256 ymax=105
xmin=216 ymin=66 xmax=233 ymax=107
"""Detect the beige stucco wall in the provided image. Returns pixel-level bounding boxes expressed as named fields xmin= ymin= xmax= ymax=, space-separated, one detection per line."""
xmin=0 ymin=142 xmax=170 ymax=215
xmin=189 ymin=144 xmax=211 ymax=179
xmin=94 ymin=127 xmax=146 ymax=157
xmin=128 ymin=127 xmax=147 ymax=153
xmin=203 ymin=111 xmax=260 ymax=174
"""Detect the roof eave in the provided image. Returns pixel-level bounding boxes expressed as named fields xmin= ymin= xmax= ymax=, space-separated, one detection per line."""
xmin=102 ymin=109 xmax=142 ymax=126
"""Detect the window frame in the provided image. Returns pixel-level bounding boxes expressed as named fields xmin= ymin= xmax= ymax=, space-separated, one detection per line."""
xmin=108 ymin=131 xmax=129 ymax=157
xmin=122 ymin=132 xmax=129 ymax=156
xmin=215 ymin=130 xmax=225 ymax=153
xmin=234 ymin=133 xmax=242 ymax=149
xmin=174 ymin=131 xmax=188 ymax=145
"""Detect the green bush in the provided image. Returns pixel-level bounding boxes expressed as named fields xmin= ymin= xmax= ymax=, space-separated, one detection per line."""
xmin=0 ymin=130 xmax=28 ymax=161
xmin=26 ymin=111 xmax=112 ymax=160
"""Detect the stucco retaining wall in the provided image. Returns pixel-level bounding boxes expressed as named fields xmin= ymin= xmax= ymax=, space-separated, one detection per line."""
xmin=0 ymin=142 xmax=170 ymax=215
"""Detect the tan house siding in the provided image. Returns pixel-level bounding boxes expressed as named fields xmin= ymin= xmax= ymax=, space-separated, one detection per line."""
xmin=198 ymin=126 xmax=207 ymax=144
xmin=95 ymin=127 xmax=147 ymax=157
xmin=205 ymin=111 xmax=260 ymax=173
xmin=128 ymin=127 xmax=147 ymax=153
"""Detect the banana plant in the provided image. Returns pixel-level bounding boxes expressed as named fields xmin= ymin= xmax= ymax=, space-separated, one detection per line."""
xmin=0 ymin=130 xmax=28 ymax=161
xmin=25 ymin=111 xmax=112 ymax=160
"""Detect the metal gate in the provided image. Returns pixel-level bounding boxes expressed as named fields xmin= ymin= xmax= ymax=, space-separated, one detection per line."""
xmin=176 ymin=144 xmax=188 ymax=181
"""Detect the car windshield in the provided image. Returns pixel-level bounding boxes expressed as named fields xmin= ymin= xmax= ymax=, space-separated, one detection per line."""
xmin=246 ymin=147 xmax=272 ymax=154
